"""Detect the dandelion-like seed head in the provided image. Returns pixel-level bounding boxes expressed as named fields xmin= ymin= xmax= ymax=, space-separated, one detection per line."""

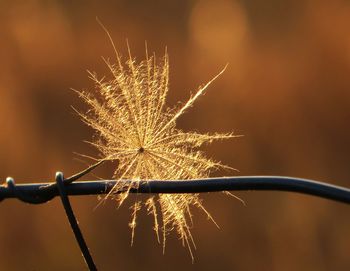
xmin=76 ymin=42 xmax=237 ymax=259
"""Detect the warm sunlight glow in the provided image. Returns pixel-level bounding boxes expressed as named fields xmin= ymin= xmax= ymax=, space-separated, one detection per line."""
xmin=76 ymin=44 xmax=238 ymax=259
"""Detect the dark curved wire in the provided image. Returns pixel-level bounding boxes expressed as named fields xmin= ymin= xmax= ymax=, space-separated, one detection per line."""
xmin=55 ymin=172 xmax=97 ymax=271
xmin=1 ymin=175 xmax=350 ymax=204
xmin=1 ymin=174 xmax=349 ymax=270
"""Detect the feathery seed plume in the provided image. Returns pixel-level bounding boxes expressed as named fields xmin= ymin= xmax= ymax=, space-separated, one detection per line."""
xmin=76 ymin=42 xmax=238 ymax=259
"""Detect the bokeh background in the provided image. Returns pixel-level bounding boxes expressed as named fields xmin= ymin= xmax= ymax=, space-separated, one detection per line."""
xmin=1 ymin=0 xmax=350 ymax=270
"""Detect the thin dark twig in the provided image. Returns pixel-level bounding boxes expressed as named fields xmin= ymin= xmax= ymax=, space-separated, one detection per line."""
xmin=65 ymin=160 xmax=105 ymax=184
xmin=1 ymin=175 xmax=350 ymax=204
xmin=55 ymin=172 xmax=97 ymax=271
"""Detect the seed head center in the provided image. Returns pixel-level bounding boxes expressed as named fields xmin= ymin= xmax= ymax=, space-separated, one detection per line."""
xmin=138 ymin=147 xmax=145 ymax=154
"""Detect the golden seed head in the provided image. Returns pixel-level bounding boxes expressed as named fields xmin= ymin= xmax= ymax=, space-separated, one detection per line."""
xmin=76 ymin=44 xmax=236 ymax=259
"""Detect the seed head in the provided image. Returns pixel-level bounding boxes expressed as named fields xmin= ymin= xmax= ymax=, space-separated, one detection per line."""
xmin=76 ymin=43 xmax=238 ymax=259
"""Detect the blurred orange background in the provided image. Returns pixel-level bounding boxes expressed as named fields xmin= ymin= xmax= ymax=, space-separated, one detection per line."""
xmin=1 ymin=1 xmax=350 ymax=270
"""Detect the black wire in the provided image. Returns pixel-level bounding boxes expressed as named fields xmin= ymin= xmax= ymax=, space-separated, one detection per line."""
xmin=1 ymin=175 xmax=350 ymax=204
xmin=1 ymin=173 xmax=350 ymax=270
xmin=55 ymin=172 xmax=97 ymax=271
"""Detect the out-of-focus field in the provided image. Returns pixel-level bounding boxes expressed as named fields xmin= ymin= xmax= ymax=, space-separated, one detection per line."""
xmin=0 ymin=1 xmax=349 ymax=270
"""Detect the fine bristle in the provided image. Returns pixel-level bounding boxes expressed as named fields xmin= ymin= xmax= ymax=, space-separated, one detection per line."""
xmin=77 ymin=45 xmax=236 ymax=259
